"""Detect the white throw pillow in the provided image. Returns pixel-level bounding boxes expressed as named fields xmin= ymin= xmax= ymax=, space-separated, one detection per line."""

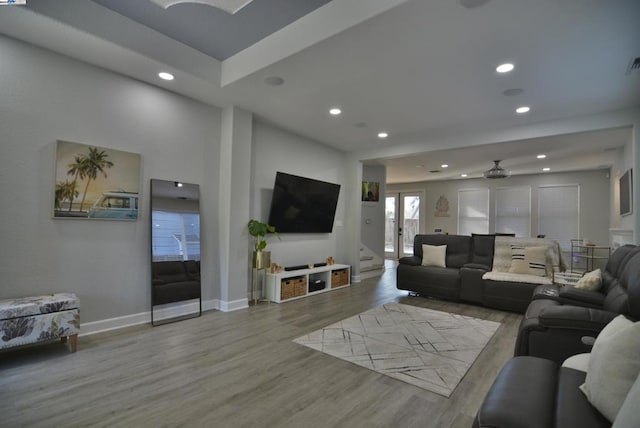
xmin=508 ymin=245 xmax=548 ymax=277
xmin=421 ymin=244 xmax=446 ymax=267
xmin=580 ymin=315 xmax=640 ymax=423
xmin=613 ymin=371 xmax=640 ymax=428
xmin=575 ymin=268 xmax=602 ymax=291
xmin=562 ymin=353 xmax=590 ymax=372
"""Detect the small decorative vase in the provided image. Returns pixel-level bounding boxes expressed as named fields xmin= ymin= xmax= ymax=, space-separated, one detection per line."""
xmin=252 ymin=251 xmax=271 ymax=269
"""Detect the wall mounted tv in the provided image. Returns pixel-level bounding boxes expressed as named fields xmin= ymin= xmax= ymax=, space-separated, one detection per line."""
xmin=268 ymin=172 xmax=341 ymax=233
xmin=620 ymin=168 xmax=633 ymax=216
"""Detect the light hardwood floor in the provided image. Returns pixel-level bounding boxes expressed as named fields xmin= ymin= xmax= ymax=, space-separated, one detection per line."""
xmin=0 ymin=265 xmax=522 ymax=428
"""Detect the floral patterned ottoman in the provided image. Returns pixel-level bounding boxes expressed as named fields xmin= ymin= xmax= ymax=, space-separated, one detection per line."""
xmin=0 ymin=293 xmax=80 ymax=353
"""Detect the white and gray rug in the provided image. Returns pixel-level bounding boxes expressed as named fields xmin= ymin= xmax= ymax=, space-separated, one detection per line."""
xmin=293 ymin=303 xmax=500 ymax=397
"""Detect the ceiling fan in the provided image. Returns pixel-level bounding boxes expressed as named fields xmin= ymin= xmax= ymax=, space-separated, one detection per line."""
xmin=483 ymin=160 xmax=511 ymax=179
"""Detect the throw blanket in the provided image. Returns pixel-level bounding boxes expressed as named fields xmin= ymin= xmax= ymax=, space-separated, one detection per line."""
xmin=491 ymin=236 xmax=567 ymax=274
xmin=482 ymin=271 xmax=553 ymax=285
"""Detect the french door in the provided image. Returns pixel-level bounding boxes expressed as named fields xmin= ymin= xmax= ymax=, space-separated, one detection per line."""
xmin=385 ymin=192 xmax=422 ymax=259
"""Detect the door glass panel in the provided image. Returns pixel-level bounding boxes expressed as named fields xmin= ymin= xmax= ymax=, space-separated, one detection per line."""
xmin=402 ymin=195 xmax=420 ymax=256
xmin=385 ymin=196 xmax=397 ymax=255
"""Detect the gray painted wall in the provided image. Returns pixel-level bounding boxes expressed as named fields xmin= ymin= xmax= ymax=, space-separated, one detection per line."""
xmin=388 ymin=170 xmax=611 ymax=246
xmin=361 ymin=165 xmax=386 ymax=260
xmin=0 ymin=35 xmax=221 ymax=322
xmin=611 ymin=136 xmax=636 ymax=232
xmin=251 ymin=121 xmax=349 ymax=267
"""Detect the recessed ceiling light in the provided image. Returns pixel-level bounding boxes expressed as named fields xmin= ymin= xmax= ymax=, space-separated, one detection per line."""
xmin=264 ymin=76 xmax=284 ymax=86
xmin=496 ymin=63 xmax=515 ymax=73
xmin=441 ymin=164 xmax=449 ymax=168
xmin=329 ymin=108 xmax=342 ymax=116
xmin=537 ymin=154 xmax=547 ymax=159
xmin=543 ymin=167 xmax=551 ymax=172
xmin=516 ymin=106 xmax=531 ymax=114
xmin=158 ymin=72 xmax=174 ymax=81
xmin=377 ymin=132 xmax=388 ymax=138
xmin=461 ymin=173 xmax=468 ymax=177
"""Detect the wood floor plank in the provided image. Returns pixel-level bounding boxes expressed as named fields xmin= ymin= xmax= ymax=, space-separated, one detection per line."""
xmin=0 ymin=264 xmax=522 ymax=427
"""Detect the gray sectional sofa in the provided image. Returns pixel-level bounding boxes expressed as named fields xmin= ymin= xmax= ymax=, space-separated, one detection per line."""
xmin=515 ymin=244 xmax=640 ymax=363
xmin=474 ymin=245 xmax=640 ymax=428
xmin=396 ymin=233 xmax=565 ymax=313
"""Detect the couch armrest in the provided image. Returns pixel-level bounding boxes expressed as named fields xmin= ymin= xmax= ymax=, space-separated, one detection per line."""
xmin=474 ymin=357 xmax=557 ymax=428
xmin=152 ymin=279 xmax=166 ymax=285
xmin=558 ymin=287 xmax=605 ymax=308
xmin=399 ymin=256 xmax=421 ymax=266
xmin=538 ymin=306 xmax=618 ymax=331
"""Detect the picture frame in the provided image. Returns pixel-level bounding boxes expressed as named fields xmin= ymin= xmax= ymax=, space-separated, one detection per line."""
xmin=362 ymin=181 xmax=380 ymax=202
xmin=53 ymin=140 xmax=141 ymax=220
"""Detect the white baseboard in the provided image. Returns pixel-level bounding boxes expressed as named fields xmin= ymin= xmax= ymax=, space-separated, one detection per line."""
xmin=80 ymin=297 xmax=248 ymax=336
xmin=351 ymin=274 xmax=361 ymax=283
xmin=218 ymin=298 xmax=248 ymax=312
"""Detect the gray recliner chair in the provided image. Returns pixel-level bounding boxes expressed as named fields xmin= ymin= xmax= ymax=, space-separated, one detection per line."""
xmin=514 ymin=245 xmax=640 ymax=364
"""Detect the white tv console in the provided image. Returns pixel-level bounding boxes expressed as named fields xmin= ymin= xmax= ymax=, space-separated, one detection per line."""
xmin=266 ymin=264 xmax=351 ymax=303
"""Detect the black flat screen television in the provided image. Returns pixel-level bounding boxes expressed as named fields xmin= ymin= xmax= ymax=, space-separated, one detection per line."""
xmin=268 ymin=172 xmax=341 ymax=233
xmin=620 ymin=168 xmax=633 ymax=216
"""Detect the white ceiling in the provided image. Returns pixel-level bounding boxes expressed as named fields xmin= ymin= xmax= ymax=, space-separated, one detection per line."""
xmin=378 ymin=127 xmax=631 ymax=183
xmin=1 ymin=0 xmax=638 ymax=183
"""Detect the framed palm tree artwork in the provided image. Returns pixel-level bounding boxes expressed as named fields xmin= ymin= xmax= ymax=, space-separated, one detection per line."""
xmin=54 ymin=140 xmax=141 ymax=220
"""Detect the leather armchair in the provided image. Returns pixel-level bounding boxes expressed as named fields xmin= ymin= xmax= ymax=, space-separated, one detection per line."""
xmin=515 ymin=246 xmax=640 ymax=364
xmin=474 ymin=356 xmax=610 ymax=428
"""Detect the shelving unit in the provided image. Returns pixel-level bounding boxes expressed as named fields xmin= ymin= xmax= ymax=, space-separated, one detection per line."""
xmin=570 ymin=239 xmax=611 ymax=273
xmin=266 ymin=264 xmax=351 ymax=303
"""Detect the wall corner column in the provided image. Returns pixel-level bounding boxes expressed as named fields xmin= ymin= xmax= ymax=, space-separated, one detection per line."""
xmin=218 ymin=106 xmax=253 ymax=309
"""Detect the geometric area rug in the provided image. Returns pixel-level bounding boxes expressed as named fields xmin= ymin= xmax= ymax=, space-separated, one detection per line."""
xmin=293 ymin=303 xmax=500 ymax=397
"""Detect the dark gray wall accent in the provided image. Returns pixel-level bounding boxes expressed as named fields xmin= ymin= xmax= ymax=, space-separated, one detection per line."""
xmin=90 ymin=0 xmax=331 ymax=60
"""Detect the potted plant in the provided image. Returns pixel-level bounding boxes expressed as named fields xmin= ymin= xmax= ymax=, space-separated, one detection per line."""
xmin=247 ymin=219 xmax=277 ymax=269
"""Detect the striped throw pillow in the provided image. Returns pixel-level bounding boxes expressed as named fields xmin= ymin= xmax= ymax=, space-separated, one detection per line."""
xmin=508 ymin=245 xmax=548 ymax=277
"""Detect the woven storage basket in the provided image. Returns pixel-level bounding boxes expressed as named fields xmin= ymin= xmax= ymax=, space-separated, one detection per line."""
xmin=281 ymin=278 xmax=296 ymax=300
xmin=331 ymin=269 xmax=349 ymax=288
xmin=294 ymin=277 xmax=307 ymax=297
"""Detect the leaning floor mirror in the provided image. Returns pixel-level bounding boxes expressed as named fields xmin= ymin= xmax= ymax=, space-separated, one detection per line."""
xmin=150 ymin=179 xmax=202 ymax=325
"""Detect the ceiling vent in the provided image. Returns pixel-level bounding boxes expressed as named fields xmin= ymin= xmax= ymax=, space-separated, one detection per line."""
xmin=626 ymin=57 xmax=640 ymax=75
xmin=483 ymin=160 xmax=510 ymax=179
xmin=429 ymin=170 xmax=440 ymax=174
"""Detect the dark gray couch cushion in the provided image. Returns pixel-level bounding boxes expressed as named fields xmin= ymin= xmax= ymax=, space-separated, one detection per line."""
xmin=483 ymin=279 xmax=538 ymax=313
xmin=474 ymin=356 xmax=610 ymax=428
xmin=413 ymin=234 xmax=471 ymax=268
xmin=471 ymin=233 xmax=496 ymax=267
xmin=396 ymin=264 xmax=461 ymax=300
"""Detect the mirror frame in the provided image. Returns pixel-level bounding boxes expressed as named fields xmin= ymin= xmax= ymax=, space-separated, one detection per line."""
xmin=150 ymin=179 xmax=202 ymax=325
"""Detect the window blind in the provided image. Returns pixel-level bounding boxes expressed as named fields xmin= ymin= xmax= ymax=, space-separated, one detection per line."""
xmin=495 ymin=186 xmax=531 ymax=237
xmin=538 ymin=185 xmax=580 ymax=250
xmin=458 ymin=189 xmax=489 ymax=235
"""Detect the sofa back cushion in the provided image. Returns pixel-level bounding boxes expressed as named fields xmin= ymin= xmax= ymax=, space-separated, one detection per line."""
xmin=470 ymin=233 xmax=495 ymax=267
xmin=606 ymin=245 xmax=639 ymax=275
xmin=413 ymin=234 xmax=471 ymax=268
xmin=604 ymin=252 xmax=640 ymax=319
xmin=603 ymin=245 xmax=640 ymax=294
